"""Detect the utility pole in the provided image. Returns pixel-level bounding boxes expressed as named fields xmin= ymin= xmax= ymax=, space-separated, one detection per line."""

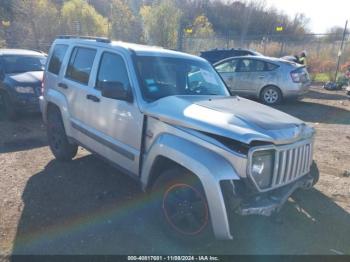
xmin=107 ymin=2 xmax=113 ymax=39
xmin=335 ymin=20 xmax=348 ymax=81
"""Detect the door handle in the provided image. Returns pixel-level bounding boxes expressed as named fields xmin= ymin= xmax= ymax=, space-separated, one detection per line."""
xmin=86 ymin=94 xmax=100 ymax=103
xmin=259 ymin=75 xmax=265 ymax=79
xmin=58 ymin=82 xmax=68 ymax=89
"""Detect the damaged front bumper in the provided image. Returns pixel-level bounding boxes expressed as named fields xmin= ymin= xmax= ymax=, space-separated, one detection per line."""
xmin=221 ymin=170 xmax=318 ymax=221
xmin=237 ymin=173 xmax=316 ymax=216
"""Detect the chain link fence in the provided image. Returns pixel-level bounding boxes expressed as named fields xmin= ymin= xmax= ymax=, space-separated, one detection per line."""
xmin=182 ymin=33 xmax=350 ymax=82
xmin=182 ymin=33 xmax=350 ymax=57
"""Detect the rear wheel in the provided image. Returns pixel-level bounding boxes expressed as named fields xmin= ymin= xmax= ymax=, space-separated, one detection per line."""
xmin=47 ymin=106 xmax=78 ymax=161
xmin=152 ymin=168 xmax=212 ymax=242
xmin=260 ymin=86 xmax=282 ymax=105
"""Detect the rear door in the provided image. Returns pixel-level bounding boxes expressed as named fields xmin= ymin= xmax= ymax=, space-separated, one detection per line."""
xmin=45 ymin=43 xmax=70 ymax=96
xmin=234 ymin=58 xmax=269 ymax=95
xmin=63 ymin=46 xmax=97 ymax=127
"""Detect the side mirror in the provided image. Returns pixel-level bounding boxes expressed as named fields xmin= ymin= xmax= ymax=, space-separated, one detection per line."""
xmin=99 ymin=81 xmax=133 ymax=102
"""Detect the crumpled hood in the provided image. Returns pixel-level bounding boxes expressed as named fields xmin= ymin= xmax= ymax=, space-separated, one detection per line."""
xmin=144 ymin=95 xmax=314 ymax=145
xmin=5 ymin=71 xmax=43 ymax=86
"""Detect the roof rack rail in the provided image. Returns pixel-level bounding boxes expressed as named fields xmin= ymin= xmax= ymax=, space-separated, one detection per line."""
xmin=57 ymin=35 xmax=111 ymax=43
xmin=28 ymin=48 xmax=47 ymax=55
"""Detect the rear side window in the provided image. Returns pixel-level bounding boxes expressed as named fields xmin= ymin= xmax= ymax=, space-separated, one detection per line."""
xmin=237 ymin=59 xmax=266 ymax=72
xmin=48 ymin=44 xmax=68 ymax=75
xmin=66 ymin=47 xmax=96 ymax=85
xmin=266 ymin=62 xmax=279 ymax=71
xmin=96 ymin=52 xmax=130 ymax=90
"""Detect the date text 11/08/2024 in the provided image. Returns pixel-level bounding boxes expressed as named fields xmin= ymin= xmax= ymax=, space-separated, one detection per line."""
xmin=127 ymin=256 xmax=219 ymax=261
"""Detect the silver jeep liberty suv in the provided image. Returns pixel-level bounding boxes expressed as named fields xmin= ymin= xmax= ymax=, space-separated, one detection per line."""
xmin=40 ymin=36 xmax=318 ymax=241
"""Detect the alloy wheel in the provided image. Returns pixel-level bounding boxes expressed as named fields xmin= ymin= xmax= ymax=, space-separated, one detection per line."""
xmin=263 ymin=88 xmax=279 ymax=104
xmin=162 ymin=183 xmax=209 ymax=236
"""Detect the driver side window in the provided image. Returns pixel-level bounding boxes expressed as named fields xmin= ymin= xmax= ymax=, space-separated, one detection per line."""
xmin=96 ymin=52 xmax=130 ymax=91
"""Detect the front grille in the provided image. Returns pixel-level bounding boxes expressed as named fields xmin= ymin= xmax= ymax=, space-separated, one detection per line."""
xmin=271 ymin=142 xmax=312 ymax=187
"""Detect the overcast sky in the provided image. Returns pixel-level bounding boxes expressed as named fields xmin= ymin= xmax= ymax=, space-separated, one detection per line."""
xmin=263 ymin=0 xmax=349 ymax=33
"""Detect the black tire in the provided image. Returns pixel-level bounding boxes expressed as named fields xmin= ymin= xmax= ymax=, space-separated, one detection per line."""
xmin=309 ymin=161 xmax=319 ymax=187
xmin=0 ymin=92 xmax=18 ymax=121
xmin=152 ymin=168 xmax=212 ymax=243
xmin=260 ymin=86 xmax=282 ymax=105
xmin=47 ymin=106 xmax=78 ymax=161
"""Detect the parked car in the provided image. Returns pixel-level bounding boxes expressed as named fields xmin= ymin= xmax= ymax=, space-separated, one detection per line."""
xmin=214 ymin=56 xmax=311 ymax=105
xmin=0 ymin=49 xmax=46 ymax=120
xmin=40 ymin=36 xmax=318 ymax=241
xmin=200 ymin=48 xmax=262 ymax=64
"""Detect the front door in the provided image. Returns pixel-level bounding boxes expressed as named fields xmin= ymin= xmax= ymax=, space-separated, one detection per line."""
xmin=215 ymin=58 xmax=239 ymax=94
xmin=83 ymin=50 xmax=143 ymax=175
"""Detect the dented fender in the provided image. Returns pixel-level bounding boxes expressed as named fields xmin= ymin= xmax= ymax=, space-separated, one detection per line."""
xmin=141 ymin=133 xmax=240 ymax=240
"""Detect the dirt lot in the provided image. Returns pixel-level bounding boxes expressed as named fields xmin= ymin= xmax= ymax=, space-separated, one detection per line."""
xmin=0 ymin=86 xmax=349 ymax=257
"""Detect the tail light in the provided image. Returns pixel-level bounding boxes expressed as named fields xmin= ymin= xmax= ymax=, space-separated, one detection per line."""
xmin=290 ymin=70 xmax=301 ymax=83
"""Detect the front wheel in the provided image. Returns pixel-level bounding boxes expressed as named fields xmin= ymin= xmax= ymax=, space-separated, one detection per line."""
xmin=260 ymin=86 xmax=282 ymax=105
xmin=0 ymin=92 xmax=18 ymax=120
xmin=47 ymin=107 xmax=78 ymax=161
xmin=152 ymin=168 xmax=212 ymax=242
xmin=309 ymin=161 xmax=319 ymax=187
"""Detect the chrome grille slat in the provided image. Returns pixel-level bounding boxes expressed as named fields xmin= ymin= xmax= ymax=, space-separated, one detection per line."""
xmin=263 ymin=142 xmax=313 ymax=189
xmin=273 ymin=151 xmax=279 ymax=184
xmin=280 ymin=151 xmax=287 ymax=183
xmin=300 ymin=145 xmax=305 ymax=173
xmin=291 ymin=148 xmax=298 ymax=180
xmin=285 ymin=149 xmax=293 ymax=182
xmin=296 ymin=147 xmax=303 ymax=177
xmin=305 ymin=145 xmax=310 ymax=172
xmin=302 ymin=145 xmax=307 ymax=173
xmin=275 ymin=152 xmax=283 ymax=185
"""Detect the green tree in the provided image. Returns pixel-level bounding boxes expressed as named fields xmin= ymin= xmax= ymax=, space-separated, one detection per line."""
xmin=10 ymin=0 xmax=59 ymax=50
xmin=0 ymin=1 xmax=11 ymax=47
xmin=191 ymin=15 xmax=214 ymax=38
xmin=61 ymin=0 xmax=108 ymax=36
xmin=140 ymin=0 xmax=182 ymax=49
xmin=110 ymin=0 xmax=142 ymax=42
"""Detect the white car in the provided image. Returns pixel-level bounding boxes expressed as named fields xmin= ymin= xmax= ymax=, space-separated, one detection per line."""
xmin=214 ymin=56 xmax=311 ymax=104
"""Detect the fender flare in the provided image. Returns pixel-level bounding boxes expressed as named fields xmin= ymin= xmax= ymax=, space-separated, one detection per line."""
xmin=141 ymin=133 xmax=240 ymax=240
xmin=43 ymin=88 xmax=73 ymax=137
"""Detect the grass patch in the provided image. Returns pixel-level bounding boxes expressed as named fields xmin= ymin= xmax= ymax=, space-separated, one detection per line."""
xmin=312 ymin=73 xmax=332 ymax=82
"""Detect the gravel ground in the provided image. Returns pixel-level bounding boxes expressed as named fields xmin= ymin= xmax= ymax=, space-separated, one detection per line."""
xmin=0 ymin=86 xmax=349 ymax=258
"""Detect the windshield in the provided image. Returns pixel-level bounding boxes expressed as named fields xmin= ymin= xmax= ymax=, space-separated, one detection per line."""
xmin=135 ymin=56 xmax=229 ymax=102
xmin=2 ymin=55 xmax=46 ymax=74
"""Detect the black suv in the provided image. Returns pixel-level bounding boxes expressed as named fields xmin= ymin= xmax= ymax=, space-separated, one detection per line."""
xmin=200 ymin=48 xmax=262 ymax=64
xmin=0 ymin=49 xmax=46 ymax=120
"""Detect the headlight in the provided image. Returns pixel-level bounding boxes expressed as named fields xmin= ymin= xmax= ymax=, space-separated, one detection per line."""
xmin=14 ymin=86 xmax=35 ymax=94
xmin=251 ymin=150 xmax=275 ymax=189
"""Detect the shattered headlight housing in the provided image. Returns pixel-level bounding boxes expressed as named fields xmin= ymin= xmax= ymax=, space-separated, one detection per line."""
xmin=251 ymin=150 xmax=275 ymax=189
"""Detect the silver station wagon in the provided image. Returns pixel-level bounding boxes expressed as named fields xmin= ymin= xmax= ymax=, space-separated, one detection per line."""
xmin=214 ymin=56 xmax=311 ymax=104
xmin=40 ymin=36 xmax=318 ymax=241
